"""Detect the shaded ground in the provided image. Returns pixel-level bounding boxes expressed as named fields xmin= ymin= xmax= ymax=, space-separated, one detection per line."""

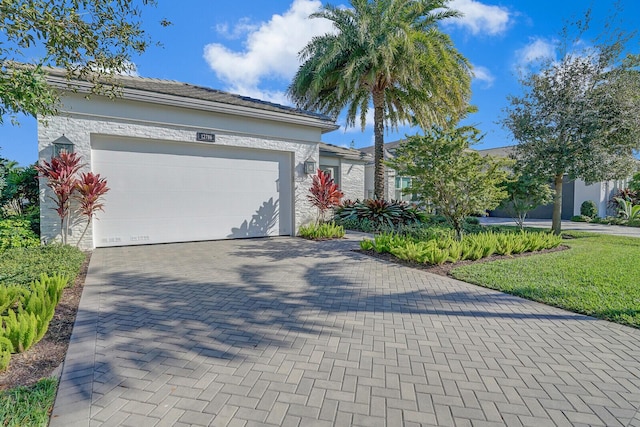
xmin=0 ymin=254 xmax=90 ymax=390
xmin=51 ymin=237 xmax=640 ymax=426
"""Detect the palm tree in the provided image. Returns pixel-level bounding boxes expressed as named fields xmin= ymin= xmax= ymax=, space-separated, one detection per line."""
xmin=288 ymin=0 xmax=472 ymax=199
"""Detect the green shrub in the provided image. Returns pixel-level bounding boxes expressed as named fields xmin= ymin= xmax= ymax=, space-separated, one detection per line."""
xmin=299 ymin=222 xmax=345 ymax=240
xmin=0 ymin=218 xmax=40 ymax=251
xmin=0 ymin=245 xmax=85 ymax=287
xmin=1 ymin=274 xmax=69 ymax=355
xmin=465 ymin=216 xmax=481 ymax=225
xmin=361 ymin=230 xmax=562 ymax=265
xmin=0 ymin=337 xmax=13 ymax=372
xmin=570 ymin=215 xmax=591 ymax=222
xmin=334 ymin=199 xmax=424 ymax=229
xmin=580 ymin=200 xmax=598 ymax=219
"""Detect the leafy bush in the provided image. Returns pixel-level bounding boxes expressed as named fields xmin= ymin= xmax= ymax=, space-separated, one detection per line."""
xmin=308 ymin=170 xmax=343 ymax=222
xmin=628 ymin=172 xmax=640 ymax=192
xmin=1 ymin=274 xmax=68 ymax=358
xmin=0 ymin=337 xmax=11 ymax=372
xmin=360 ymin=230 xmax=562 ymax=265
xmin=570 ymin=215 xmax=590 ymax=223
xmin=0 ymin=245 xmax=85 ymax=287
xmin=580 ymin=200 xmax=598 ymax=219
xmin=615 ymin=198 xmax=640 ymax=221
xmin=335 ymin=199 xmax=425 ymax=230
xmin=608 ymin=188 xmax=639 ymax=213
xmin=0 ymin=218 xmax=40 ymax=251
xmin=298 ymin=222 xmax=345 ymax=240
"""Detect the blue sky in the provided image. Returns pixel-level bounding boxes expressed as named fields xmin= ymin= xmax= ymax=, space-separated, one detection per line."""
xmin=1 ymin=0 xmax=639 ymax=165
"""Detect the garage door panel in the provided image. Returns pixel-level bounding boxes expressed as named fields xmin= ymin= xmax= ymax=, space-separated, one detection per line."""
xmin=92 ymin=136 xmax=292 ymax=247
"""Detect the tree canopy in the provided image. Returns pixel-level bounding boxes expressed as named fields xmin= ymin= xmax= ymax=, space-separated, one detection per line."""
xmin=502 ymin=8 xmax=640 ymax=234
xmin=0 ymin=0 xmax=169 ymax=124
xmin=288 ymin=0 xmax=472 ymax=199
xmin=388 ymin=125 xmax=509 ymax=239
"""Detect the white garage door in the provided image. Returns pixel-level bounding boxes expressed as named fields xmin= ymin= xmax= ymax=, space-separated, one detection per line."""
xmin=91 ymin=136 xmax=292 ymax=247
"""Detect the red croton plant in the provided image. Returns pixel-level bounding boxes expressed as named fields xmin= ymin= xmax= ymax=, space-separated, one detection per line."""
xmin=36 ymin=152 xmax=110 ymax=246
xmin=308 ymin=169 xmax=344 ymax=222
xmin=75 ymin=172 xmax=110 ymax=244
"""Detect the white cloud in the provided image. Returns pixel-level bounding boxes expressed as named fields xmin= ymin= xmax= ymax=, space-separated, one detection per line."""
xmin=203 ymin=0 xmax=334 ymax=104
xmin=516 ymin=37 xmax=556 ymax=66
xmin=472 ymin=65 xmax=494 ymax=87
xmin=447 ymin=0 xmax=511 ymax=36
xmin=342 ymin=109 xmax=375 ymax=133
xmin=215 ymin=18 xmax=259 ymax=40
xmin=513 ymin=37 xmax=558 ymax=75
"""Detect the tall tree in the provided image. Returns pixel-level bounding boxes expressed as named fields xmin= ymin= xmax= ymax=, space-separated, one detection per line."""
xmin=288 ymin=0 xmax=472 ymax=199
xmin=0 ymin=0 xmax=169 ymax=124
xmin=502 ymin=8 xmax=640 ymax=234
xmin=388 ymin=124 xmax=509 ymax=239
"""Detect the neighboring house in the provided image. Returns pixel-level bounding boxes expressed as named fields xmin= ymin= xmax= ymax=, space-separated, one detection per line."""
xmin=361 ymin=141 xmax=630 ymax=218
xmin=38 ymin=71 xmax=338 ymax=249
xmin=319 ymin=143 xmax=370 ymax=201
xmin=360 ymin=141 xmax=413 ymax=201
xmin=477 ymin=146 xmax=630 ymax=220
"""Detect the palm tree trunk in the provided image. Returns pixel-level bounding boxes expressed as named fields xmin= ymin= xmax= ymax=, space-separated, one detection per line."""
xmin=552 ymin=174 xmax=563 ymax=235
xmin=373 ymin=90 xmax=385 ymax=200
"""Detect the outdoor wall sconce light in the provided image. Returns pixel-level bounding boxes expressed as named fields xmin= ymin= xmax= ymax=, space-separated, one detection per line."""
xmin=52 ymin=135 xmax=75 ymax=157
xmin=304 ymin=159 xmax=316 ymax=175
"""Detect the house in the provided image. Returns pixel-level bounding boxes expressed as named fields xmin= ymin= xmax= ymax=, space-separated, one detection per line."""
xmin=361 ymin=140 xmax=630 ymax=218
xmin=319 ymin=143 xmax=370 ymax=201
xmin=360 ymin=141 xmax=412 ymax=201
xmin=38 ymin=71 xmax=345 ymax=249
xmin=477 ymin=146 xmax=630 ymax=219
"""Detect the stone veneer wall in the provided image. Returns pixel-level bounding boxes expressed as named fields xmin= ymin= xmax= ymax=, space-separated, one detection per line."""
xmin=38 ymin=103 xmax=320 ymax=249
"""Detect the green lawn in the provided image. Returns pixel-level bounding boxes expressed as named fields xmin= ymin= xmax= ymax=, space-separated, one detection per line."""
xmin=0 ymin=378 xmax=57 ymax=427
xmin=451 ymin=231 xmax=640 ymax=328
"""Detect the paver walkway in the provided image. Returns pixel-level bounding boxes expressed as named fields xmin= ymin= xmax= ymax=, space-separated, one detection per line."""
xmin=51 ymin=235 xmax=640 ymax=426
xmin=479 ymin=217 xmax=640 ymax=238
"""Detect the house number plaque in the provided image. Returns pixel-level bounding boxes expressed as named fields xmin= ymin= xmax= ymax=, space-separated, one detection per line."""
xmin=196 ymin=132 xmax=216 ymax=142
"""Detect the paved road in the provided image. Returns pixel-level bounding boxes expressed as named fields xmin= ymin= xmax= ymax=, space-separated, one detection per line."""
xmin=51 ymin=236 xmax=640 ymax=426
xmin=480 ymin=217 xmax=640 ymax=238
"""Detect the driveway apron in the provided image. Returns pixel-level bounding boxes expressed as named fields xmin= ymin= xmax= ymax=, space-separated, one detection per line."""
xmin=50 ymin=236 xmax=640 ymax=426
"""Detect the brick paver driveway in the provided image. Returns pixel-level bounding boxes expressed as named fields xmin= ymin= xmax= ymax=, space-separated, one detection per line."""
xmin=51 ymin=236 xmax=640 ymax=426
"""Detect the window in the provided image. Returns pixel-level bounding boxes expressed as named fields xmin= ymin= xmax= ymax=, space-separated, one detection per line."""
xmin=320 ymin=166 xmax=340 ymax=186
xmin=394 ymin=177 xmax=413 ymax=201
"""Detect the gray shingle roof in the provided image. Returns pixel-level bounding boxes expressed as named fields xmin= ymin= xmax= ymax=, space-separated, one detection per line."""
xmin=319 ymin=143 xmax=372 ymax=162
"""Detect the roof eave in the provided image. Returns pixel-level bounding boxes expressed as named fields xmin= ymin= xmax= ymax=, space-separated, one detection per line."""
xmin=47 ymin=76 xmax=340 ymax=133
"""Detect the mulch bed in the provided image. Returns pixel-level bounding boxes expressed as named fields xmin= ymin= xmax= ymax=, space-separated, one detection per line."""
xmin=0 ymin=253 xmax=91 ymax=390
xmin=359 ymin=245 xmax=569 ymax=277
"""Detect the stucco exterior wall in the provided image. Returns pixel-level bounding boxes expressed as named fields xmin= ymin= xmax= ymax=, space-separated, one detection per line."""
xmin=573 ymin=178 xmax=630 ymax=218
xmin=340 ymin=161 xmax=365 ymax=201
xmin=38 ymin=94 xmax=321 ymax=249
xmin=364 ymin=163 xmax=396 ymax=200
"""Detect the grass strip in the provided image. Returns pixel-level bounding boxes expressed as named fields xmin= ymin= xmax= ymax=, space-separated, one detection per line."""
xmin=451 ymin=231 xmax=640 ymax=328
xmin=0 ymin=378 xmax=57 ymax=427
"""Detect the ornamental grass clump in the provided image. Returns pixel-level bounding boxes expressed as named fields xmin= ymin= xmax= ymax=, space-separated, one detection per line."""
xmin=298 ymin=222 xmax=345 ymax=240
xmin=360 ymin=230 xmax=562 ymax=266
xmin=0 ymin=274 xmax=69 ymax=370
